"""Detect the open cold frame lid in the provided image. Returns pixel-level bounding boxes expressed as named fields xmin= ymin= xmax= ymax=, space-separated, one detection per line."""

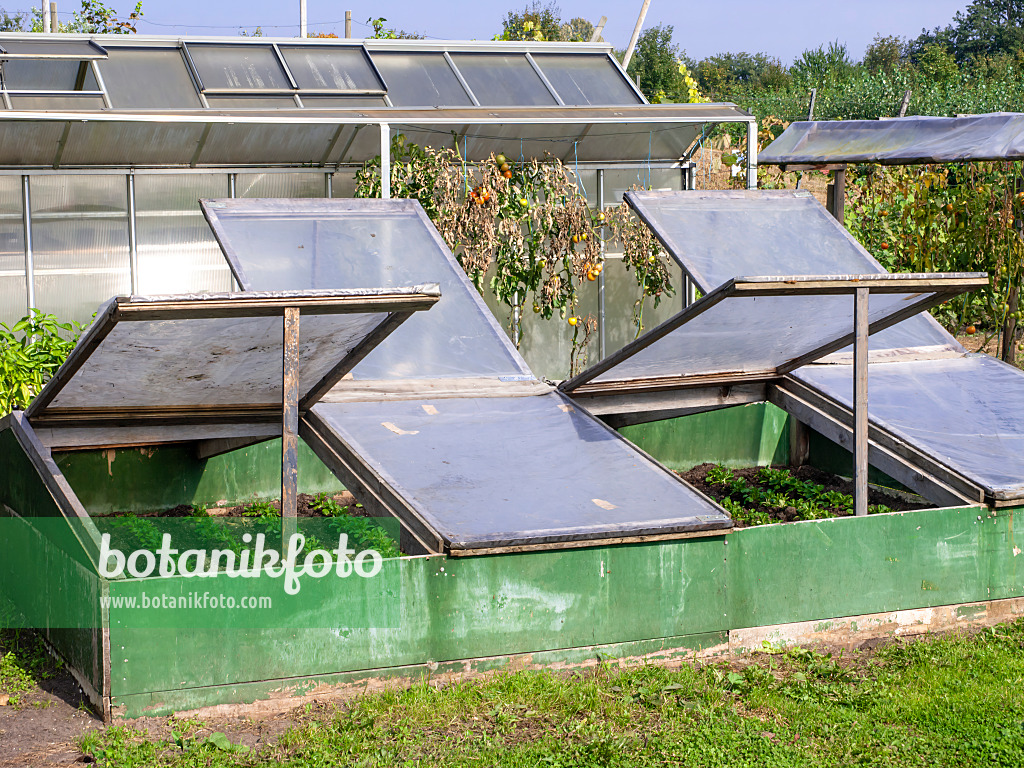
xmin=24 ymin=288 xmax=439 ymax=427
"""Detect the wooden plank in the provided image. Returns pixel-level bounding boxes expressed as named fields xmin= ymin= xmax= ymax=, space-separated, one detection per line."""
xmin=447 ymin=527 xmax=729 ymax=556
xmin=113 ymin=291 xmax=439 ymax=321
xmin=195 ymin=434 xmax=276 ymax=461
xmin=568 ymin=371 xmax=778 ymax=397
xmin=281 ymin=308 xmax=300 ymax=523
xmin=30 ymin=404 xmax=282 ymax=428
xmin=299 ymin=412 xmax=441 ymax=555
xmin=854 ymin=286 xmax=869 ymax=517
xmin=300 ymin=310 xmax=415 ymax=410
xmin=320 ymin=377 xmax=551 ymax=403
xmin=729 ymin=275 xmax=987 ymax=296
xmin=788 ymin=416 xmax=810 ymax=467
xmin=768 ymin=383 xmax=976 ymax=508
xmin=37 ymin=423 xmax=280 ymax=452
xmin=773 ymin=378 xmax=983 ymax=504
xmin=572 ymin=383 xmax=766 ymax=425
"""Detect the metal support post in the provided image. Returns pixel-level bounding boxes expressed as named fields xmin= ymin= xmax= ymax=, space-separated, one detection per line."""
xmin=745 ymin=120 xmax=757 ymax=190
xmin=325 ymin=172 xmax=333 ymax=198
xmin=597 ymin=168 xmax=606 ymax=359
xmin=127 ymin=173 xmax=138 ymax=295
xmin=282 ymin=307 xmax=300 ymax=531
xmin=854 ymin=286 xmax=869 ymax=517
xmin=21 ymin=176 xmax=35 ymax=314
xmin=827 ymin=166 xmax=846 ymax=223
xmin=299 ymin=0 xmax=307 ymax=37
xmin=228 ymin=174 xmax=238 ymax=291
xmin=380 ymin=123 xmax=391 ymax=200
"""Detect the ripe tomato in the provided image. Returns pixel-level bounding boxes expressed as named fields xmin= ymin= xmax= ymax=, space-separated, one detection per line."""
xmin=880 ymin=242 xmax=889 ymax=250
xmin=966 ymin=324 xmax=977 ymax=335
xmin=568 ymin=316 xmax=578 ymax=326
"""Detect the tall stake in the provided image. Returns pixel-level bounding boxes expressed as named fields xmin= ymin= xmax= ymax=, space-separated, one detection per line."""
xmin=282 ymin=308 xmax=300 ymax=532
xmin=621 ymin=0 xmax=652 ymax=70
xmin=41 ymin=0 xmax=51 ymax=33
xmin=299 ymin=0 xmax=307 ymax=37
xmin=854 ymin=287 xmax=869 ymax=517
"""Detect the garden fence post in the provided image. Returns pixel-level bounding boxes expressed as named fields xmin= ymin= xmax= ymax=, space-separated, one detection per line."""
xmin=282 ymin=307 xmax=300 ymax=532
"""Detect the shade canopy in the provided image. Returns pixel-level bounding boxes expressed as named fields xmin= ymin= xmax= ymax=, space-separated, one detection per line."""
xmin=758 ymin=113 xmax=1024 ymax=167
xmin=24 ymin=288 xmax=439 ymax=426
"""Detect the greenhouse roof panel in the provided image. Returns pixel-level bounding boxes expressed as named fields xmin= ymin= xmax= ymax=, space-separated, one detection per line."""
xmin=759 ymin=113 xmax=1024 ymax=166
xmin=304 ymin=392 xmax=732 ymax=554
xmin=201 ymin=198 xmax=533 ymax=382
xmin=24 ymin=288 xmax=439 ymax=426
xmin=624 ymin=189 xmax=965 ymax=355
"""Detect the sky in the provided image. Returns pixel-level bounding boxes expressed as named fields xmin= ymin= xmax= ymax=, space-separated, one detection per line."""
xmin=38 ymin=0 xmax=971 ymax=65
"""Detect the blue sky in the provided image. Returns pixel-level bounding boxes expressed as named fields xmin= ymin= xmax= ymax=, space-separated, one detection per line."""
xmin=49 ymin=0 xmax=970 ymax=64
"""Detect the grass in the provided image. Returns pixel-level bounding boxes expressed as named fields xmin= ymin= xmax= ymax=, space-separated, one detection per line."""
xmin=72 ymin=618 xmax=1024 ymax=767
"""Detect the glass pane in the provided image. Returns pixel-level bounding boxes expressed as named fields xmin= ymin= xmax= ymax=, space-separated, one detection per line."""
xmin=29 ymin=175 xmax=130 ymax=325
xmin=0 ymin=40 xmax=103 ymax=58
xmin=205 ymin=96 xmax=297 ymax=108
xmin=532 ymin=54 xmax=641 ymax=106
xmin=237 ymin=172 xmax=325 ymax=199
xmin=0 ymin=176 xmax=25 ymax=327
xmin=300 ymin=96 xmax=387 ymax=108
xmin=312 ymin=392 xmax=729 ymax=551
xmin=46 ymin=302 xmax=393 ymax=410
xmin=795 ymin=355 xmax=1024 ymax=496
xmin=134 ymin=174 xmax=232 ymax=295
xmin=100 ymin=48 xmax=202 ymax=109
xmin=627 ymin=190 xmax=960 ymax=353
xmin=1 ymin=59 xmax=97 ymax=90
xmin=188 ymin=44 xmax=290 ymax=90
xmin=9 ymin=95 xmax=105 ymax=110
xmin=370 ymin=52 xmax=472 ymax=107
xmin=448 ymin=53 xmax=557 ymax=106
xmin=279 ymin=46 xmax=383 ymax=91
xmin=202 ymin=199 xmax=530 ymax=381
xmin=591 ymin=289 xmax=942 ymax=384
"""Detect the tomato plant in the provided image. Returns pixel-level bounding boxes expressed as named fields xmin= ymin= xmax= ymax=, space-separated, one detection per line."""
xmin=0 ymin=310 xmax=83 ymax=416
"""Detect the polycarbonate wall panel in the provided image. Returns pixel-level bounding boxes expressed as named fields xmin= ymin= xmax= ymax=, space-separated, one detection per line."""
xmin=794 ymin=355 xmax=1024 ymax=496
xmin=29 ymin=175 xmax=130 ymax=325
xmin=300 ymin=96 xmax=387 ymax=108
xmin=532 ymin=53 xmax=642 ymax=106
xmin=0 ymin=176 xmax=25 ymax=327
xmin=204 ymin=199 xmax=530 ymax=380
xmin=9 ymin=96 xmax=106 ymax=110
xmin=204 ymin=96 xmax=298 ymax=109
xmin=236 ymin=172 xmax=324 ymax=199
xmin=310 ymin=392 xmax=729 ymax=550
xmin=370 ymin=52 xmax=472 ymax=107
xmin=591 ymin=291 xmax=941 ymax=383
xmin=448 ymin=53 xmax=557 ymax=106
xmin=627 ymin=190 xmax=961 ymax=353
xmin=46 ymin=309 xmax=389 ymax=410
xmin=134 ymin=174 xmax=231 ymax=295
xmin=100 ymin=48 xmax=203 ymax=109
xmin=188 ymin=44 xmax=289 ymax=90
xmin=0 ymin=58 xmax=98 ymax=90
xmin=279 ymin=46 xmax=383 ymax=91
xmin=602 ymin=256 xmax=685 ymax=360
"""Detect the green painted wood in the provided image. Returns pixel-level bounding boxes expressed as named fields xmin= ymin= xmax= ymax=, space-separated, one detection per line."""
xmin=618 ymin=403 xmax=790 ymax=471
xmin=107 ymin=537 xmax=729 ymax=698
xmin=725 ymin=506 xmax=1019 ymax=629
xmin=112 ymin=631 xmax=728 ymax=718
xmin=55 ymin=439 xmax=345 ymax=515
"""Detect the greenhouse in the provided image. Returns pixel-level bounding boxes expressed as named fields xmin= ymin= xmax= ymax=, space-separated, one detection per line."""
xmin=2 ymin=35 xmax=1023 ymax=723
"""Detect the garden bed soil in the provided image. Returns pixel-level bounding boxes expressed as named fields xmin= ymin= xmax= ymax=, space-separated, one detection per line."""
xmin=97 ymin=492 xmax=364 ymax=519
xmin=680 ymin=463 xmax=931 ymax=527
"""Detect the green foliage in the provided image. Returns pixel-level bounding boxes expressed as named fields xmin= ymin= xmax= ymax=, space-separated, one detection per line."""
xmin=366 ymin=17 xmax=423 ymax=40
xmin=917 ymin=42 xmax=960 ymax=82
xmin=309 ymin=493 xmax=400 ymax=558
xmin=913 ymin=0 xmax=1024 ymax=65
xmin=76 ymin=617 xmax=1024 ymax=767
xmin=790 ymin=40 xmax=857 ymax=89
xmin=863 ymin=34 xmax=909 ymax=75
xmin=700 ymin=465 xmax=896 ymax=526
xmin=625 ymin=24 xmax=691 ymax=102
xmin=498 ymin=1 xmax=563 ymax=41
xmin=695 ymin=51 xmax=790 ymax=98
xmin=0 ymin=309 xmax=82 ymax=417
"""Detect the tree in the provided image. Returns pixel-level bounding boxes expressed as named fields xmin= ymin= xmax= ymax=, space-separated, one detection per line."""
xmin=500 ymin=2 xmax=563 ymax=41
xmin=790 ymin=41 xmax=857 ymax=88
xmin=0 ymin=1 xmax=142 ymax=33
xmin=625 ymin=25 xmax=690 ymax=102
xmin=911 ymin=0 xmax=1024 ymax=64
xmin=367 ymin=17 xmax=424 ymax=40
xmin=560 ymin=17 xmax=593 ymax=42
xmin=695 ymin=51 xmax=789 ymax=97
xmin=863 ymin=34 xmax=908 ymax=74
xmin=917 ymin=42 xmax=960 ymax=82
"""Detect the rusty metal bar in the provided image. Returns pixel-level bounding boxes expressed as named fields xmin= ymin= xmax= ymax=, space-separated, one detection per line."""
xmin=282 ymin=307 xmax=300 ymax=526
xmin=854 ymin=286 xmax=869 ymax=517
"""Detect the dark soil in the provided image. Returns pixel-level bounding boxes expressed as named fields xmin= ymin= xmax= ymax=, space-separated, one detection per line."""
xmin=680 ymin=463 xmax=932 ymax=527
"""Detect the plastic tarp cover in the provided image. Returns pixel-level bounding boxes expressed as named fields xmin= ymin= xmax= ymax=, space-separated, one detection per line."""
xmin=625 ymin=189 xmax=962 ymax=354
xmin=202 ymin=198 xmax=532 ymax=381
xmin=588 ymin=290 xmax=942 ymax=384
xmin=308 ymin=392 xmax=731 ymax=550
xmin=793 ymin=355 xmax=1024 ymax=499
xmin=29 ymin=289 xmax=432 ymax=415
xmin=759 ymin=113 xmax=1024 ymax=166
